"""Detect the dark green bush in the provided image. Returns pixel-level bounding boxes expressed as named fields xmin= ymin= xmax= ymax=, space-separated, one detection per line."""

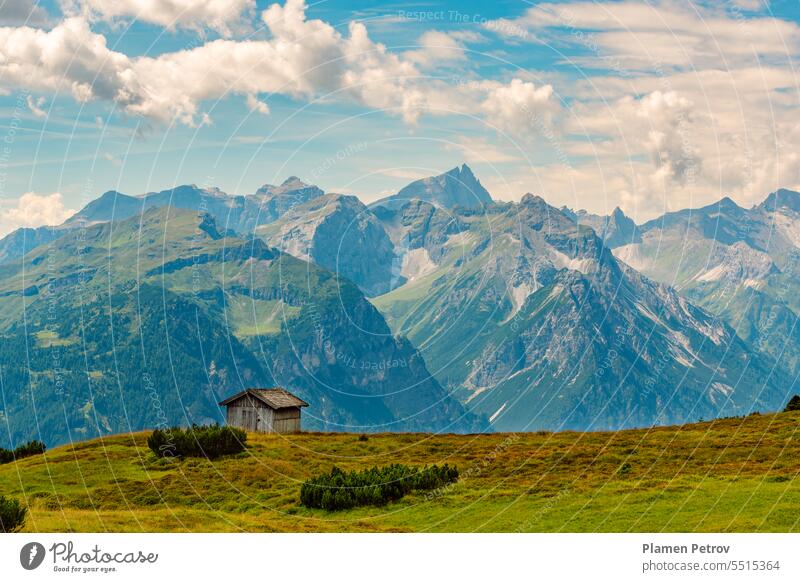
xmin=784 ymin=395 xmax=800 ymax=412
xmin=147 ymin=424 xmax=246 ymax=459
xmin=0 ymin=495 xmax=26 ymax=532
xmin=300 ymin=464 xmax=459 ymax=511
xmin=0 ymin=440 xmax=46 ymax=465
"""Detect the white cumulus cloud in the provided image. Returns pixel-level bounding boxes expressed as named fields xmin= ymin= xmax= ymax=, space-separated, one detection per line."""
xmin=0 ymin=1 xmax=426 ymax=126
xmin=405 ymin=30 xmax=469 ymax=68
xmin=62 ymin=0 xmax=255 ymax=36
xmin=0 ymin=0 xmax=49 ymax=26
xmin=1 ymin=192 xmax=76 ymax=235
xmin=480 ymin=79 xmax=559 ymax=137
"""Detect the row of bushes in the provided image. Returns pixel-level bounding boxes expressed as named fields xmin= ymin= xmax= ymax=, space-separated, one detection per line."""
xmin=0 ymin=440 xmax=46 ymax=465
xmin=147 ymin=424 xmax=246 ymax=459
xmin=0 ymin=495 xmax=26 ymax=533
xmin=300 ymin=464 xmax=459 ymax=511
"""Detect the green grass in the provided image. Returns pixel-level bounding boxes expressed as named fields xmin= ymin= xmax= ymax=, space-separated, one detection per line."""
xmin=34 ymin=330 xmax=76 ymax=348
xmin=1 ymin=412 xmax=799 ymax=532
xmin=223 ymin=296 xmax=299 ymax=337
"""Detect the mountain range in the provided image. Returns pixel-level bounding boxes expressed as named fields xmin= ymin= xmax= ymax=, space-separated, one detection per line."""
xmin=0 ymin=204 xmax=482 ymax=447
xmin=0 ymin=164 xmax=797 ymax=445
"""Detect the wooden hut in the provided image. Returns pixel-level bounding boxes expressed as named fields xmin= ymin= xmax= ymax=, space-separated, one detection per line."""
xmin=218 ymin=388 xmax=309 ymax=434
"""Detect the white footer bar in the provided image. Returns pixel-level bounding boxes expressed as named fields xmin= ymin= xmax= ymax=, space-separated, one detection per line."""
xmin=1 ymin=533 xmax=797 ymax=581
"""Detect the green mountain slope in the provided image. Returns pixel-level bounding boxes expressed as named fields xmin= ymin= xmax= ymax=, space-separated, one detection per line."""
xmin=0 ymin=178 xmax=325 ymax=265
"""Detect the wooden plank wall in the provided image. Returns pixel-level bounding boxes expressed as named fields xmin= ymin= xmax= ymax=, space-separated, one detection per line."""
xmin=273 ymin=408 xmax=301 ymax=433
xmin=225 ymin=397 xmax=301 ymax=433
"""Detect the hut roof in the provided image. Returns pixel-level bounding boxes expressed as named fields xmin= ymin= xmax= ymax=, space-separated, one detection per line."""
xmin=218 ymin=388 xmax=309 ymax=410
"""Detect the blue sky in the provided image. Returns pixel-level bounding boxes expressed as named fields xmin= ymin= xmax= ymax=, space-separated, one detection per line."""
xmin=1 ymin=0 xmax=800 ymax=234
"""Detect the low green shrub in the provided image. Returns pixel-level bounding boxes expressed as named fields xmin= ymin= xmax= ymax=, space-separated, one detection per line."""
xmin=0 ymin=495 xmax=26 ymax=532
xmin=0 ymin=440 xmax=46 ymax=464
xmin=147 ymin=424 xmax=246 ymax=459
xmin=300 ymin=463 xmax=459 ymax=511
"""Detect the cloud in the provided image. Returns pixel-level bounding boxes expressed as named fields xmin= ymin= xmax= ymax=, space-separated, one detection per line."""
xmin=0 ymin=1 xmax=534 ymax=129
xmin=483 ymin=1 xmax=800 ymax=71
xmin=472 ymin=0 xmax=800 ymax=219
xmin=0 ymin=2 xmax=560 ymax=135
xmin=26 ymin=94 xmax=46 ymax=118
xmin=571 ymin=90 xmax=701 ymax=184
xmin=2 ymin=0 xmax=798 ymax=222
xmin=0 ymin=0 xmax=48 ymax=26
xmin=405 ymin=30 xmax=469 ymax=68
xmin=0 ymin=1 xmax=427 ymax=126
xmin=62 ymin=0 xmax=255 ymax=36
xmin=636 ymin=91 xmax=701 ymax=185
xmin=730 ymin=0 xmax=768 ymax=10
xmin=245 ymin=93 xmax=269 ymax=115
xmin=480 ymin=79 xmax=559 ymax=137
xmin=446 ymin=137 xmax=519 ymax=164
xmin=103 ymin=152 xmax=122 ymax=166
xmin=0 ymin=192 xmax=76 ymax=235
xmin=0 ymin=18 xmax=138 ymax=106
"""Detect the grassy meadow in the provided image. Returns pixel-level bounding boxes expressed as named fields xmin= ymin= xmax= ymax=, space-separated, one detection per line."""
xmin=1 ymin=411 xmax=799 ymax=532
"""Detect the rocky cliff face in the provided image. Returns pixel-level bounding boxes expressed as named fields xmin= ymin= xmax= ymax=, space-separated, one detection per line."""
xmin=610 ymin=190 xmax=800 ymax=376
xmin=257 ymin=194 xmax=397 ymax=296
xmin=251 ymin=176 xmax=326 ymax=224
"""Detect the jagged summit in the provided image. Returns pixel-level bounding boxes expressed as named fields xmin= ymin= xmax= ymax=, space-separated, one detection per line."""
xmin=520 ymin=192 xmax=548 ymax=206
xmin=560 ymin=203 xmax=640 ymax=248
xmin=371 ymin=163 xmax=493 ymax=210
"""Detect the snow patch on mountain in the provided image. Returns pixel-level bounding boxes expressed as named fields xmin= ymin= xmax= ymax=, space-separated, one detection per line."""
xmin=400 ymin=248 xmax=436 ymax=282
xmin=489 ymin=402 xmax=508 ymax=423
xmin=709 ymin=382 xmax=734 ymax=405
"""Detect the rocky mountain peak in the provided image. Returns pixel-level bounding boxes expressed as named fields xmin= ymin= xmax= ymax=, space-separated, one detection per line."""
xmin=371 ymin=163 xmax=493 ymax=210
xmin=760 ymin=188 xmax=800 ymax=213
xmin=519 ymin=193 xmax=550 ymax=208
xmin=717 ymin=195 xmax=740 ymax=210
xmin=279 ymin=176 xmax=308 ymax=189
xmin=254 ymin=176 xmax=319 ymax=197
